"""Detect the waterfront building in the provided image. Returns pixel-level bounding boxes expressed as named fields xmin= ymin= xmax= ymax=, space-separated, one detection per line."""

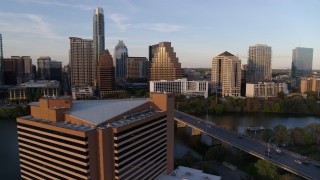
xmin=211 ymin=51 xmax=241 ymax=97
xmin=69 ymin=37 xmax=94 ymax=87
xmin=300 ymin=77 xmax=320 ymax=94
xmin=37 ymin=56 xmax=62 ymax=81
xmin=291 ymin=47 xmax=313 ymax=88
xmin=8 ymin=80 xmax=60 ymax=101
xmin=246 ymin=44 xmax=272 ymax=83
xmin=93 ymin=7 xmax=105 ymax=84
xmin=150 ymin=78 xmax=208 ymax=98
xmin=114 ymin=40 xmax=128 ymax=85
xmin=16 ymin=93 xmax=174 ymax=179
xmin=246 ymin=82 xmax=288 ymax=98
xmin=126 ymin=57 xmax=149 ymax=82
xmin=149 ymin=42 xmax=184 ymax=81
xmin=97 ymin=49 xmax=115 ymax=97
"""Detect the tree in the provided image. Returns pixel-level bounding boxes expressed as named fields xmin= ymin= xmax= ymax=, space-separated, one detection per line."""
xmin=215 ymin=104 xmax=224 ymax=114
xmin=204 ymin=146 xmax=227 ymax=162
xmin=274 ymin=125 xmax=289 ymax=145
xmin=254 ymin=160 xmax=278 ymax=180
xmin=290 ymin=128 xmax=305 ymax=146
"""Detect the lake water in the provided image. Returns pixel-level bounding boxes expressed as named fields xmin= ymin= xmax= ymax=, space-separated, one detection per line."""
xmin=1 ymin=113 xmax=320 ymax=178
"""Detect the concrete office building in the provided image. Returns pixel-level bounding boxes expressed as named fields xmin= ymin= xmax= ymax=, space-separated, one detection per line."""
xmin=17 ymin=93 xmax=174 ymax=179
xmin=291 ymin=47 xmax=313 ymax=88
xmin=114 ymin=40 xmax=128 ymax=85
xmin=150 ymin=78 xmax=209 ymax=98
xmin=93 ymin=7 xmax=105 ymax=85
xmin=246 ymin=82 xmax=288 ymax=98
xmin=126 ymin=57 xmax=148 ymax=82
xmin=247 ymin=44 xmax=272 ymax=83
xmin=97 ymin=50 xmax=115 ymax=97
xmin=149 ymin=42 xmax=184 ymax=81
xmin=3 ymin=56 xmax=30 ymax=85
xmin=211 ymin=51 xmax=241 ymax=97
xmin=69 ymin=37 xmax=94 ymax=87
xmin=300 ymin=77 xmax=320 ymax=94
xmin=37 ymin=56 xmax=62 ymax=81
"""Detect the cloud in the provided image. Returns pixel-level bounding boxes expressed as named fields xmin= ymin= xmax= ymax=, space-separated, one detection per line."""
xmin=139 ymin=23 xmax=184 ymax=32
xmin=17 ymin=0 xmax=96 ymax=11
xmin=0 ymin=11 xmax=63 ymax=39
xmin=109 ymin=13 xmax=132 ymax=31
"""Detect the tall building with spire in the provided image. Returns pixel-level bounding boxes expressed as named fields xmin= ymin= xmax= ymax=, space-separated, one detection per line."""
xmin=246 ymin=44 xmax=272 ymax=83
xmin=69 ymin=37 xmax=94 ymax=87
xmin=149 ymin=42 xmax=184 ymax=81
xmin=114 ymin=40 xmax=128 ymax=85
xmin=93 ymin=7 xmax=105 ymax=85
xmin=0 ymin=34 xmax=3 ymax=85
xmin=211 ymin=51 xmax=241 ymax=97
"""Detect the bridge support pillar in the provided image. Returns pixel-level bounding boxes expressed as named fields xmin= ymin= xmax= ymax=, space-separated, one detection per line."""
xmin=191 ymin=128 xmax=201 ymax=136
xmin=201 ymin=133 xmax=213 ymax=146
xmin=176 ymin=121 xmax=187 ymax=128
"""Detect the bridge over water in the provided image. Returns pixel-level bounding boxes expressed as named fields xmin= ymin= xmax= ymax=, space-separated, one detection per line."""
xmin=174 ymin=110 xmax=320 ymax=180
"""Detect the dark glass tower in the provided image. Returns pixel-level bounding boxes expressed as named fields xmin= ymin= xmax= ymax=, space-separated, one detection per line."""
xmin=0 ymin=34 xmax=3 ymax=85
xmin=93 ymin=7 xmax=105 ymax=85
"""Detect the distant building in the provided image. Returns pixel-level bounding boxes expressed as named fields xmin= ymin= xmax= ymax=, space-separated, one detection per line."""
xmin=16 ymin=93 xmax=174 ymax=179
xmin=8 ymin=80 xmax=60 ymax=101
xmin=156 ymin=166 xmax=221 ymax=180
xmin=61 ymin=65 xmax=71 ymax=95
xmin=246 ymin=82 xmax=288 ymax=98
xmin=93 ymin=7 xmax=105 ymax=79
xmin=69 ymin=37 xmax=94 ymax=87
xmin=150 ymin=78 xmax=209 ymax=98
xmin=22 ymin=56 xmax=33 ymax=82
xmin=3 ymin=56 xmax=30 ymax=85
xmin=126 ymin=57 xmax=149 ymax=83
xmin=37 ymin=56 xmax=62 ymax=81
xmin=247 ymin=44 xmax=272 ymax=83
xmin=0 ymin=34 xmax=3 ymax=85
xmin=114 ymin=40 xmax=128 ymax=85
xmin=71 ymin=86 xmax=95 ymax=100
xmin=149 ymin=42 xmax=184 ymax=81
xmin=291 ymin=47 xmax=313 ymax=88
xmin=241 ymin=64 xmax=248 ymax=96
xmin=300 ymin=77 xmax=320 ymax=94
xmin=211 ymin=51 xmax=241 ymax=97
xmin=97 ymin=50 xmax=115 ymax=97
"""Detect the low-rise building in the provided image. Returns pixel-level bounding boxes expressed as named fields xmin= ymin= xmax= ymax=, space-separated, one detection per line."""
xmin=246 ymin=82 xmax=288 ymax=98
xmin=71 ymin=86 xmax=95 ymax=100
xmin=150 ymin=78 xmax=208 ymax=98
xmin=156 ymin=166 xmax=221 ymax=180
xmin=300 ymin=77 xmax=320 ymax=94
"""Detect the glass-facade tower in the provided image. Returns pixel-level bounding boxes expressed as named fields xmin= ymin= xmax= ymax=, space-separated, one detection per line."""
xmin=0 ymin=34 xmax=3 ymax=85
xmin=93 ymin=7 xmax=105 ymax=85
xmin=291 ymin=47 xmax=313 ymax=78
xmin=114 ymin=40 xmax=128 ymax=85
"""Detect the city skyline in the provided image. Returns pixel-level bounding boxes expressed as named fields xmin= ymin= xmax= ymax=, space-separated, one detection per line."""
xmin=0 ymin=0 xmax=320 ymax=69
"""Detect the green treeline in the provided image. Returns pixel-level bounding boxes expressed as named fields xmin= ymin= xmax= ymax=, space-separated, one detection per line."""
xmin=0 ymin=106 xmax=28 ymax=120
xmin=175 ymin=92 xmax=320 ymax=115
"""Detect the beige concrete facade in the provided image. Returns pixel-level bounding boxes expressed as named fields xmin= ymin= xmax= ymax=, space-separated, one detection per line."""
xmin=17 ymin=93 xmax=174 ymax=179
xmin=301 ymin=77 xmax=320 ymax=93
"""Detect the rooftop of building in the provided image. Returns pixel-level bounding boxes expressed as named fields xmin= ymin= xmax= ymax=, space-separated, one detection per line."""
xmin=218 ymin=51 xmax=235 ymax=57
xmin=9 ymin=80 xmax=60 ymax=89
xmin=156 ymin=166 xmax=221 ymax=180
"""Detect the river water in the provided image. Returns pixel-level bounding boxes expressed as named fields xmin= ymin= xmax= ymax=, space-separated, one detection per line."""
xmin=1 ymin=113 xmax=320 ymax=178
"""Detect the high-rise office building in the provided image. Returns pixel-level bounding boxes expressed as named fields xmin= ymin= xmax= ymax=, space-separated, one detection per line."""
xmin=37 ymin=56 xmax=62 ymax=81
xmin=126 ymin=57 xmax=149 ymax=82
xmin=97 ymin=49 xmax=115 ymax=97
xmin=93 ymin=7 xmax=105 ymax=84
xmin=291 ymin=47 xmax=313 ymax=78
xmin=149 ymin=42 xmax=184 ymax=81
xmin=23 ymin=56 xmax=33 ymax=82
xmin=211 ymin=51 xmax=241 ymax=97
xmin=69 ymin=37 xmax=94 ymax=87
xmin=0 ymin=34 xmax=3 ymax=85
xmin=246 ymin=44 xmax=272 ymax=83
xmin=17 ymin=93 xmax=174 ymax=179
xmin=114 ymin=40 xmax=128 ymax=85
xmin=3 ymin=56 xmax=31 ymax=85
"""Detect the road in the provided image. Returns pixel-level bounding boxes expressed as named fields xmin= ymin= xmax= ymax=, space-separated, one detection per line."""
xmin=174 ymin=110 xmax=320 ymax=180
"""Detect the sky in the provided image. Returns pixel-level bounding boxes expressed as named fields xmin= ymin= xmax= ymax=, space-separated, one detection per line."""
xmin=0 ymin=0 xmax=319 ymax=69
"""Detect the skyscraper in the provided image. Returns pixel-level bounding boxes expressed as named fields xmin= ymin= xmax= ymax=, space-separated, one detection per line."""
xmin=0 ymin=34 xmax=3 ymax=85
xmin=97 ymin=49 xmax=115 ymax=97
xmin=69 ymin=37 xmax=94 ymax=87
xmin=114 ymin=40 xmax=128 ymax=85
xmin=291 ymin=47 xmax=313 ymax=78
xmin=126 ymin=57 xmax=149 ymax=82
xmin=149 ymin=42 xmax=184 ymax=81
xmin=93 ymin=7 xmax=105 ymax=84
xmin=246 ymin=44 xmax=272 ymax=83
xmin=211 ymin=51 xmax=241 ymax=97
xmin=37 ymin=56 xmax=62 ymax=81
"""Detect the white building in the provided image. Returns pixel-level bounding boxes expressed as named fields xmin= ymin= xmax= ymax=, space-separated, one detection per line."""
xmin=71 ymin=86 xmax=95 ymax=100
xmin=246 ymin=82 xmax=288 ymax=98
xmin=150 ymin=78 xmax=209 ymax=98
xmin=156 ymin=166 xmax=221 ymax=180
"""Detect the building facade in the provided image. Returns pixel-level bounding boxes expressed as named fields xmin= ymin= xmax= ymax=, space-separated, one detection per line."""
xmin=9 ymin=80 xmax=60 ymax=101
xmin=0 ymin=34 xmax=3 ymax=85
xmin=93 ymin=7 xmax=105 ymax=84
xmin=150 ymin=78 xmax=209 ymax=98
xmin=211 ymin=51 xmax=241 ymax=97
xmin=69 ymin=37 xmax=94 ymax=87
xmin=3 ymin=56 xmax=31 ymax=85
xmin=97 ymin=50 xmax=115 ymax=97
xmin=291 ymin=47 xmax=313 ymax=88
xmin=16 ymin=93 xmax=174 ymax=179
xmin=114 ymin=40 xmax=128 ymax=85
xmin=246 ymin=44 xmax=272 ymax=83
xmin=37 ymin=56 xmax=62 ymax=81
xmin=300 ymin=77 xmax=320 ymax=94
xmin=126 ymin=57 xmax=148 ymax=82
xmin=149 ymin=42 xmax=184 ymax=81
xmin=246 ymin=82 xmax=288 ymax=98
